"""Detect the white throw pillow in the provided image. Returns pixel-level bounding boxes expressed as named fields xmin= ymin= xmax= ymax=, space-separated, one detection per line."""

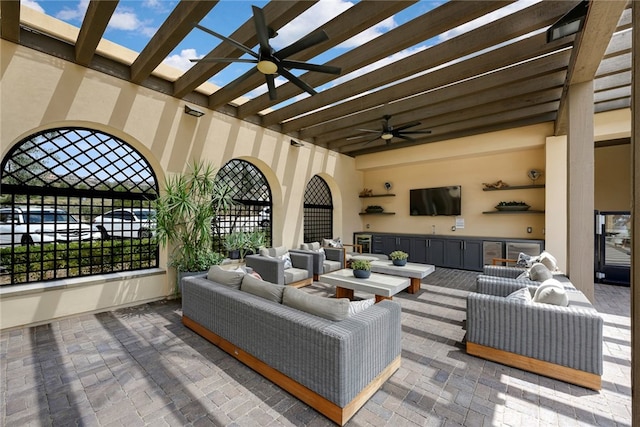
xmin=516 ymin=252 xmax=539 ymax=268
xmin=348 ymin=298 xmax=375 ymax=316
xmin=529 ymin=262 xmax=553 ymax=282
xmin=533 ymin=279 xmax=569 ymax=306
xmin=280 ymin=252 xmax=293 ymax=269
xmin=538 ymin=251 xmax=558 ymax=272
xmin=506 ymin=287 xmax=532 ymax=303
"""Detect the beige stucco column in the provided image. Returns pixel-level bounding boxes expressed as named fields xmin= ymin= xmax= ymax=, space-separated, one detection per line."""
xmin=567 ymin=80 xmax=595 ymax=301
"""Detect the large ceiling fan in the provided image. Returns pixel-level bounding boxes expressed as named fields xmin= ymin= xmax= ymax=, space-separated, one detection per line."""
xmin=348 ymin=115 xmax=432 ymax=145
xmin=191 ymin=5 xmax=341 ymax=101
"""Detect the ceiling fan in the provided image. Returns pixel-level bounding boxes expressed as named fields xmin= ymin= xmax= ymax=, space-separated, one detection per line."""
xmin=348 ymin=115 xmax=432 ymax=145
xmin=191 ymin=5 xmax=341 ymax=101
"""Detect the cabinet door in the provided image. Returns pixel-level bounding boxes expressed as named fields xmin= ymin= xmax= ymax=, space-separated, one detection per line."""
xmin=398 ymin=236 xmax=411 ymax=254
xmin=372 ymin=235 xmax=385 ymax=254
xmin=381 ymin=236 xmax=396 ymax=255
xmin=426 ymin=238 xmax=445 ymax=266
xmin=410 ymin=238 xmax=428 ymax=263
xmin=444 ymin=240 xmax=464 ymax=268
xmin=463 ymin=240 xmax=483 ymax=271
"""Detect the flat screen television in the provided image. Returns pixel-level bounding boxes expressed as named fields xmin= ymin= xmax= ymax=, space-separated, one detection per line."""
xmin=410 ymin=186 xmax=461 ymax=216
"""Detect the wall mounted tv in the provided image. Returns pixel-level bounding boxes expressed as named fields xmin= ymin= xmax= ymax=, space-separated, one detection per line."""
xmin=410 ymin=186 xmax=461 ymax=216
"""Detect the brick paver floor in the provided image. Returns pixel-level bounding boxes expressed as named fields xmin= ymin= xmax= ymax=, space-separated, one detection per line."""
xmin=1 ymin=268 xmax=632 ymax=426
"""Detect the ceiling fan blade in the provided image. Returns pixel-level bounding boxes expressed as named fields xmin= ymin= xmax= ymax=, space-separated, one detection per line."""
xmin=394 ymin=121 xmax=422 ymax=132
xmin=354 ymin=129 xmax=381 ymax=134
xmin=223 ymin=66 xmax=259 ymax=92
xmin=346 ymin=135 xmax=367 ymax=141
xmin=190 ymin=58 xmax=257 ymax=64
xmin=278 ymin=67 xmax=317 ymax=96
xmin=275 ymin=30 xmax=329 ymax=59
xmin=362 ymin=136 xmax=382 ymax=146
xmin=252 ymin=5 xmax=271 ymax=52
xmin=396 ymin=135 xmax=415 ymax=141
xmin=280 ymin=59 xmax=341 ymax=75
xmin=195 ymin=24 xmax=258 ymax=59
xmin=265 ymin=74 xmax=277 ymax=101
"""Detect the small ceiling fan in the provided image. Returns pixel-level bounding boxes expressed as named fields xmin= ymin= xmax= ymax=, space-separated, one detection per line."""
xmin=348 ymin=115 xmax=432 ymax=145
xmin=191 ymin=5 xmax=341 ymax=100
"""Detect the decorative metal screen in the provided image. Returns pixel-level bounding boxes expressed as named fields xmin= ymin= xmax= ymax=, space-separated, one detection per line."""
xmin=303 ymin=175 xmax=333 ymax=243
xmin=0 ymin=128 xmax=159 ymax=286
xmin=214 ymin=159 xmax=272 ymax=252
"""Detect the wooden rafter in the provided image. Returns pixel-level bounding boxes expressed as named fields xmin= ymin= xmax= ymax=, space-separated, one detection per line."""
xmin=0 ymin=0 xmax=20 ymax=43
xmin=75 ymin=0 xmax=119 ymax=66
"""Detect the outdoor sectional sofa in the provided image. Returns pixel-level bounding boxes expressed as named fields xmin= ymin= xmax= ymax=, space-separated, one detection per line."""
xmin=466 ymin=265 xmax=604 ymax=390
xmin=181 ymin=269 xmax=402 ymax=425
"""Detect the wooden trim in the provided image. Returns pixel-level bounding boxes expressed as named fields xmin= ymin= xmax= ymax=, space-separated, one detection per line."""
xmin=288 ymin=277 xmax=313 ymax=288
xmin=183 ymin=315 xmax=401 ymax=425
xmin=466 ymin=342 xmax=601 ymax=390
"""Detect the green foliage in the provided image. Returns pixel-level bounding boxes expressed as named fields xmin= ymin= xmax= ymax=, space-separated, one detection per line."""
xmin=497 ymin=201 xmax=528 ymax=206
xmin=351 ymin=259 xmax=371 ymax=271
xmin=390 ymin=250 xmax=409 ymax=260
xmin=223 ymin=229 xmax=266 ymax=260
xmin=153 ymin=160 xmax=235 ymax=272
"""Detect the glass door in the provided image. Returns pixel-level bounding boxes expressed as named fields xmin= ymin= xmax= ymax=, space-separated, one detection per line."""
xmin=595 ymin=211 xmax=631 ymax=286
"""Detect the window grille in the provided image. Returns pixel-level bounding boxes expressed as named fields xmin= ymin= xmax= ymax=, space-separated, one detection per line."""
xmin=303 ymin=175 xmax=333 ymax=243
xmin=214 ymin=159 xmax=272 ymax=252
xmin=0 ymin=128 xmax=159 ymax=286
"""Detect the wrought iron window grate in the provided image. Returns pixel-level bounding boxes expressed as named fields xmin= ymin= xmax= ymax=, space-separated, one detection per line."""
xmin=303 ymin=175 xmax=333 ymax=243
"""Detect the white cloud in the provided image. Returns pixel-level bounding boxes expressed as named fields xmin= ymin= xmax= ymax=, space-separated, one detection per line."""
xmin=55 ymin=0 xmax=89 ymax=21
xmin=338 ymin=16 xmax=396 ymax=49
xmin=271 ymin=0 xmax=355 ymax=49
xmin=163 ymin=49 xmax=202 ymax=71
xmin=108 ymin=9 xmax=157 ymax=37
xmin=22 ymin=0 xmax=44 ymax=14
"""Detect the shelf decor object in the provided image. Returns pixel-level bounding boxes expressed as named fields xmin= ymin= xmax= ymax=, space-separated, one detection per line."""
xmin=495 ymin=201 xmax=530 ymax=211
xmin=365 ymin=205 xmax=384 ymax=213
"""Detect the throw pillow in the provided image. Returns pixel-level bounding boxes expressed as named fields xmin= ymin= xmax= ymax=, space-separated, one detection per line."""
xmin=529 ymin=262 xmax=553 ymax=282
xmin=280 ymin=252 xmax=293 ymax=269
xmin=505 ymin=287 xmax=532 ymax=303
xmin=240 ymin=274 xmax=286 ymax=303
xmin=516 ymin=270 xmax=530 ymax=280
xmin=533 ymin=279 xmax=569 ymax=306
xmin=282 ymin=286 xmax=350 ymax=321
xmin=516 ymin=252 xmax=539 ymax=268
xmin=322 ymin=237 xmax=343 ymax=248
xmin=207 ymin=265 xmax=244 ymax=289
xmin=538 ymin=251 xmax=558 ymax=272
xmin=348 ymin=298 xmax=375 ymax=316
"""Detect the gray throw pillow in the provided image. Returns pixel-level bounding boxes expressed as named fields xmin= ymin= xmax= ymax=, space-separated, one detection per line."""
xmin=241 ymin=274 xmax=285 ymax=303
xmin=282 ymin=286 xmax=350 ymax=321
xmin=207 ymin=265 xmax=244 ymax=289
xmin=506 ymin=287 xmax=532 ymax=303
xmin=529 ymin=262 xmax=553 ymax=282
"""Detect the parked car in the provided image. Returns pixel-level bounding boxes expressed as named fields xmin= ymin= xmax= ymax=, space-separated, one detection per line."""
xmin=0 ymin=206 xmax=101 ymax=246
xmin=258 ymin=207 xmax=270 ymax=227
xmin=93 ymin=208 xmax=156 ymax=239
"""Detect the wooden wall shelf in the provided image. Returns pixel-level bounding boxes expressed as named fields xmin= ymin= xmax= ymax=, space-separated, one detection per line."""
xmin=359 ymin=212 xmax=396 ymax=215
xmin=482 ymin=210 xmax=545 ymax=214
xmin=482 ymin=184 xmax=544 ymax=191
xmin=359 ymin=194 xmax=396 ymax=198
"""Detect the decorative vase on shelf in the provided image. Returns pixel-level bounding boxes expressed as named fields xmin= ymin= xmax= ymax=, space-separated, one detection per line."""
xmin=392 ymin=259 xmax=407 ymax=266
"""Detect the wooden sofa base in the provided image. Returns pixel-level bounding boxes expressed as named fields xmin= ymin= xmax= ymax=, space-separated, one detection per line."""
xmin=289 ymin=277 xmax=313 ymax=288
xmin=466 ymin=342 xmax=601 ymax=390
xmin=183 ymin=315 xmax=400 ymax=425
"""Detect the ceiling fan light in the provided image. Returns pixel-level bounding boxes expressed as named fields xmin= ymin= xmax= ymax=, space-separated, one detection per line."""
xmin=381 ymin=133 xmax=393 ymax=140
xmin=257 ymin=60 xmax=278 ymax=74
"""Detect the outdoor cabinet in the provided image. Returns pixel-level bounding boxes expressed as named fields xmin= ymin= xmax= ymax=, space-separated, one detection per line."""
xmin=443 ymin=239 xmax=483 ymax=270
xmin=381 ymin=235 xmax=411 ymax=256
xmin=412 ymin=237 xmax=445 ymax=265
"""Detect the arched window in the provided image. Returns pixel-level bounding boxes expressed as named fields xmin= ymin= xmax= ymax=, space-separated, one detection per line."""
xmin=214 ymin=159 xmax=272 ymax=252
xmin=303 ymin=175 xmax=333 ymax=243
xmin=0 ymin=128 xmax=159 ymax=285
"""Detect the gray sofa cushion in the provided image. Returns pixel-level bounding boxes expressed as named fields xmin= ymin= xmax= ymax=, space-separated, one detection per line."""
xmin=241 ymin=274 xmax=285 ymax=303
xmin=533 ymin=279 xmax=568 ymax=306
xmin=282 ymin=286 xmax=350 ymax=321
xmin=284 ymin=267 xmax=308 ymax=284
xmin=207 ymin=265 xmax=244 ymax=289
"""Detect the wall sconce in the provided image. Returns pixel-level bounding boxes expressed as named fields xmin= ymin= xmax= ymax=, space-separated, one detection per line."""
xmin=184 ymin=105 xmax=205 ymax=117
xmin=290 ymin=139 xmax=304 ymax=147
xmin=546 ymin=0 xmax=588 ymax=43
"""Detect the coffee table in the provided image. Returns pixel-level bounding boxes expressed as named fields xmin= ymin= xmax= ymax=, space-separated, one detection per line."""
xmin=321 ymin=269 xmax=410 ymax=303
xmin=370 ymin=260 xmax=435 ymax=294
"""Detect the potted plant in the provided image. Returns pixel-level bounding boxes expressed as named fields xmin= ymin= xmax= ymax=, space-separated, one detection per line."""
xmin=390 ymin=250 xmax=409 ymax=266
xmin=246 ymin=229 xmax=266 ymax=257
xmin=153 ymin=161 xmax=236 ymax=293
xmin=224 ymin=231 xmax=245 ymax=260
xmin=351 ymin=259 xmax=371 ymax=278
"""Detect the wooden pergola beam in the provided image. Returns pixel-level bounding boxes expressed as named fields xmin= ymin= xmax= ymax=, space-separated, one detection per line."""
xmin=0 ymin=0 xmax=21 ymax=43
xmin=75 ymin=0 xmax=119 ymax=66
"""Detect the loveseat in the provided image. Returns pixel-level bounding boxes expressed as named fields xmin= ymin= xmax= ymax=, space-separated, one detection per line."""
xmin=466 ymin=260 xmax=604 ymax=390
xmin=181 ymin=268 xmax=402 ymax=425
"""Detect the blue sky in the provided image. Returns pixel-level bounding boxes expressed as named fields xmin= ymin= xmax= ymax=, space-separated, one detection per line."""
xmin=22 ymin=1 xmax=539 ymax=100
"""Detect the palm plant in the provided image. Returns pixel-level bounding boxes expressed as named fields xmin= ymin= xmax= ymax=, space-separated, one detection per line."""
xmin=154 ymin=161 xmax=235 ymax=273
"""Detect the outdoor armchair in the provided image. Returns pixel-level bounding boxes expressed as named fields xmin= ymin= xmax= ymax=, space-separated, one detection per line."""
xmin=291 ymin=242 xmax=343 ymax=281
xmin=245 ymin=246 xmax=313 ymax=288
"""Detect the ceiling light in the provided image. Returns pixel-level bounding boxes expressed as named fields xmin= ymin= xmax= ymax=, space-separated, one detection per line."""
xmin=546 ymin=0 xmax=588 ymax=43
xmin=184 ymin=105 xmax=205 ymax=117
xmin=257 ymin=60 xmax=278 ymax=74
xmin=381 ymin=133 xmax=393 ymax=140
